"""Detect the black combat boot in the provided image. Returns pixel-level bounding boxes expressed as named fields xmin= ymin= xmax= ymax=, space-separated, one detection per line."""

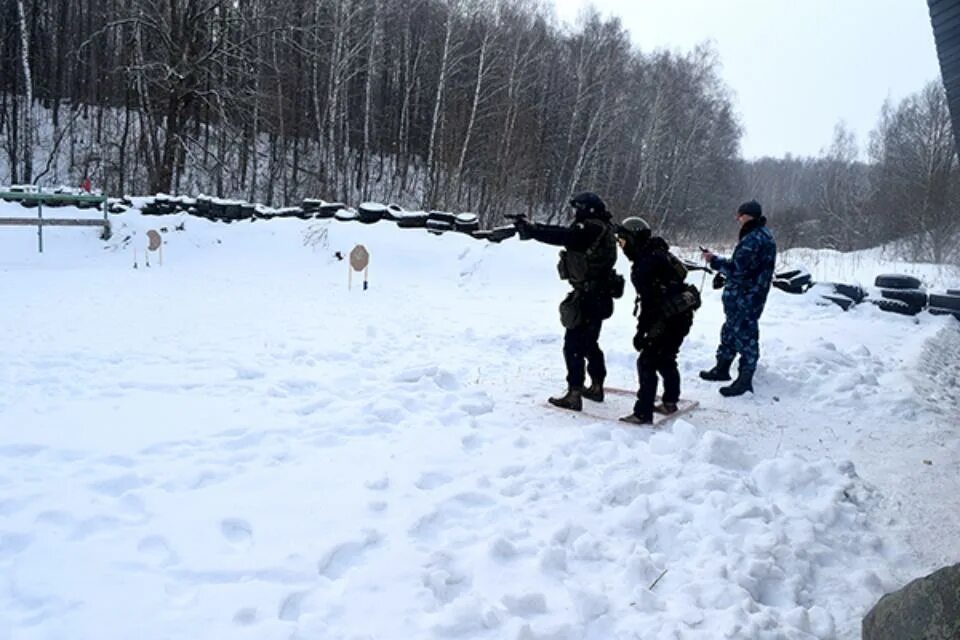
xmin=654 ymin=402 xmax=678 ymax=415
xmin=548 ymin=387 xmax=583 ymax=411
xmin=699 ymin=358 xmax=733 ymax=382
xmin=720 ymin=370 xmax=754 ymax=397
xmin=582 ymin=381 xmax=604 ymax=402
xmin=619 ymin=413 xmax=653 ymax=425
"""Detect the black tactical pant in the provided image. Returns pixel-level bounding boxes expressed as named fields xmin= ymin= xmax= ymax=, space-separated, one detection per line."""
xmin=563 ymin=317 xmax=606 ymax=389
xmin=633 ymin=312 xmax=693 ymax=419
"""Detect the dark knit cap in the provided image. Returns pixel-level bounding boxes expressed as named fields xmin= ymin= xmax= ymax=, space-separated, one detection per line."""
xmin=737 ymin=200 xmax=762 ymax=217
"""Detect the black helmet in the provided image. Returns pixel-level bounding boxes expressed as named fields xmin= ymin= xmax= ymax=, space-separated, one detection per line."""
xmin=617 ymin=217 xmax=650 ymax=236
xmin=569 ymin=192 xmax=606 ymax=214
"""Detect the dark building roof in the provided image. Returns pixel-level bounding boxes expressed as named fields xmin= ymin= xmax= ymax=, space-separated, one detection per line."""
xmin=930 ymin=0 xmax=960 ymax=152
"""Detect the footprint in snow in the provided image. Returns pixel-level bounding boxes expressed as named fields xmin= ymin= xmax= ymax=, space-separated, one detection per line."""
xmin=89 ymin=473 xmax=150 ymax=497
xmin=415 ymin=472 xmax=453 ymax=490
xmin=0 ymin=532 xmax=33 ymax=558
xmin=364 ymin=475 xmax=390 ymax=491
xmin=278 ymin=591 xmax=309 ymax=621
xmin=317 ymin=530 xmax=381 ymax=579
xmin=462 ymin=434 xmax=483 ymax=451
xmin=234 ymin=367 xmax=265 ymax=380
xmin=233 ymin=607 xmax=258 ymax=626
xmin=422 ymin=552 xmax=472 ymax=604
xmin=137 ymin=535 xmax=178 ymax=566
xmin=0 ymin=444 xmax=46 ymax=458
xmin=220 ymin=518 xmax=253 ymax=546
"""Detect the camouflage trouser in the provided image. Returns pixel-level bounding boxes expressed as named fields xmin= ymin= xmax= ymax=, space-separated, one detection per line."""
xmin=716 ymin=312 xmax=760 ymax=374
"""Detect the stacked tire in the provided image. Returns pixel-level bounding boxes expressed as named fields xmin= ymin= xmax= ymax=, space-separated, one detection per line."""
xmin=357 ymin=202 xmax=387 ymax=224
xmin=772 ymin=268 xmax=813 ymax=294
xmin=426 ymin=211 xmax=456 ymax=234
xmin=928 ymin=290 xmax=960 ymax=321
xmin=872 ymin=274 xmax=926 ymax=316
xmin=821 ymin=282 xmax=867 ymax=311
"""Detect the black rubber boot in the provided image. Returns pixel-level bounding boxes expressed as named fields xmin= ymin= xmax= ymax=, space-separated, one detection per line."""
xmin=582 ymin=381 xmax=604 ymax=402
xmin=548 ymin=387 xmax=583 ymax=411
xmin=720 ymin=370 xmax=754 ymax=397
xmin=699 ymin=358 xmax=733 ymax=382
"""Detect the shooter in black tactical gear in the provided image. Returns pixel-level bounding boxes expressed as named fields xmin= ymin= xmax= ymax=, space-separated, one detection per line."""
xmin=514 ymin=192 xmax=622 ymax=411
xmin=616 ymin=217 xmax=700 ymax=425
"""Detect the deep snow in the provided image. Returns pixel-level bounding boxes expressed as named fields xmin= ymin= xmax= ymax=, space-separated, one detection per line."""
xmin=1 ymin=203 xmax=958 ymax=639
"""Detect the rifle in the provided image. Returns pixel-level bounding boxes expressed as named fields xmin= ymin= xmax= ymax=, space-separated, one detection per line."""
xmin=681 ymin=259 xmax=713 ymax=275
xmin=681 ymin=258 xmax=715 ymax=291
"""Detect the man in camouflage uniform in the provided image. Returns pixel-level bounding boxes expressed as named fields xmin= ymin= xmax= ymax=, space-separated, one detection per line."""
xmin=515 ymin=192 xmax=620 ymax=411
xmin=700 ymin=200 xmax=777 ymax=397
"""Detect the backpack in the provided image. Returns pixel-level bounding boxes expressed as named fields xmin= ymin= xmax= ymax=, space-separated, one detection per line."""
xmin=660 ymin=251 xmax=700 ymax=317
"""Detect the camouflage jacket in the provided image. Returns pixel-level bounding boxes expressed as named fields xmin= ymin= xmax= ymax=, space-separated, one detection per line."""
xmin=709 ymin=218 xmax=777 ymax=320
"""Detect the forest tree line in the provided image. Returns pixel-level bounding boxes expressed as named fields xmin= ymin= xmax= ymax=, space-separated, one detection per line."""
xmin=0 ymin=0 xmax=957 ymax=261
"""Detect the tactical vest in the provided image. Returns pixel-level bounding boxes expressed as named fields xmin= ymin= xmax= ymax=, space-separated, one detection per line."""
xmin=557 ymin=219 xmax=617 ymax=289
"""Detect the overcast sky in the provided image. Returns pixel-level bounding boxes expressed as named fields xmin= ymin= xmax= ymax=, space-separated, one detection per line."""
xmin=552 ymin=0 xmax=942 ymax=160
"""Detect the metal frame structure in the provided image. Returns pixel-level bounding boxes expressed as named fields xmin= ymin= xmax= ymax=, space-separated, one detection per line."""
xmin=0 ymin=191 xmax=111 ymax=252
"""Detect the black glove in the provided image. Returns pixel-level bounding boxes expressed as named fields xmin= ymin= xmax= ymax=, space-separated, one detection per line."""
xmin=712 ymin=273 xmax=726 ymax=290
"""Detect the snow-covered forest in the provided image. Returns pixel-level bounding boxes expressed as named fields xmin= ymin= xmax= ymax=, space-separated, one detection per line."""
xmin=1 ymin=0 xmax=958 ymax=259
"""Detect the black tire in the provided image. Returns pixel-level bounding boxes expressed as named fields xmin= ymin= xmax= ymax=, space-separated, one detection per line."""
xmin=194 ymin=198 xmax=212 ymax=218
xmin=821 ymin=294 xmax=855 ymax=311
xmin=428 ymin=210 xmax=456 ymax=225
xmin=928 ymin=307 xmax=960 ymax=320
xmin=396 ymin=213 xmax=428 ymax=228
xmin=209 ymin=202 xmax=226 ymax=221
xmin=832 ymin=283 xmax=866 ymax=303
xmin=875 ymin=273 xmax=922 ymax=289
xmin=880 ymin=287 xmax=928 ymax=309
xmin=773 ymin=279 xmax=807 ymax=295
xmin=384 ymin=204 xmax=405 ymax=221
xmin=773 ymin=270 xmax=813 ymax=294
xmin=316 ymin=203 xmax=344 ymax=219
xmin=776 ymin=269 xmax=802 ymax=280
xmin=776 ymin=269 xmax=812 ymax=285
xmin=791 ymin=273 xmax=813 ymax=288
xmin=946 ymin=289 xmax=960 ymax=296
xmin=455 ymin=214 xmax=480 ymax=233
xmin=425 ymin=219 xmax=453 ymax=233
xmin=929 ymin=293 xmax=960 ymax=312
xmin=871 ymin=298 xmax=922 ymax=316
xmin=358 ymin=202 xmax=387 ymax=224
xmin=301 ymin=198 xmax=322 ymax=214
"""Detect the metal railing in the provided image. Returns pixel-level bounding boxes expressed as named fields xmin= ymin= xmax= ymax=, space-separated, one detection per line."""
xmin=0 ymin=190 xmax=111 ymax=251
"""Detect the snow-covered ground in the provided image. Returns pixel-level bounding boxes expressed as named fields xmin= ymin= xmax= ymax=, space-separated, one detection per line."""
xmin=1 ymin=203 xmax=958 ymax=639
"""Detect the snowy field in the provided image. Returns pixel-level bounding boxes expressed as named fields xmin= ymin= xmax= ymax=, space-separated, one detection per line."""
xmin=1 ymin=202 xmax=959 ymax=639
